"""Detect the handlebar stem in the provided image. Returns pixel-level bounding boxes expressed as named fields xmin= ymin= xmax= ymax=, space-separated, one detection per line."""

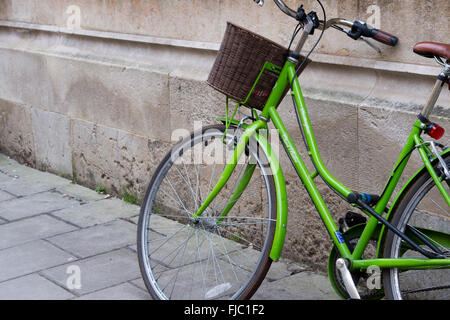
xmin=292 ymin=17 xmax=315 ymax=55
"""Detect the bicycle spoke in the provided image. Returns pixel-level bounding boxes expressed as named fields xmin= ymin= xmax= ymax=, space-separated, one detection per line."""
xmin=138 ymin=126 xmax=275 ymax=300
xmin=157 ymin=186 xmax=192 ymax=217
xmin=216 ymin=228 xmax=241 ymax=284
xmin=165 ymin=176 xmax=192 ymax=216
xmin=168 ymin=227 xmax=195 ymax=299
xmin=429 ymin=198 xmax=450 ymax=218
xmin=173 ymin=164 xmax=200 ymax=210
xmin=385 ymin=160 xmax=450 ymax=300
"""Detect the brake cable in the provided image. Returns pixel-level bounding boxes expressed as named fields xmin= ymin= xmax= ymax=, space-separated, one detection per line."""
xmin=289 ymin=0 xmax=326 ymax=92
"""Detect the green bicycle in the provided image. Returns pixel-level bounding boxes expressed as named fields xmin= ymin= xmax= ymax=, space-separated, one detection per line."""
xmin=137 ymin=0 xmax=450 ymax=300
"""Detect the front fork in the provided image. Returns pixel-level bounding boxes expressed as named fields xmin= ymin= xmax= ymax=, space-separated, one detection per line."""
xmin=192 ymin=119 xmax=288 ymax=262
xmin=216 ymin=163 xmax=256 ymax=224
xmin=191 ymin=121 xmax=266 ymax=219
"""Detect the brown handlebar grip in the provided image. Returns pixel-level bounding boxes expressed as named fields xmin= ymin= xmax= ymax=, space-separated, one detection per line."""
xmin=372 ymin=29 xmax=398 ymax=46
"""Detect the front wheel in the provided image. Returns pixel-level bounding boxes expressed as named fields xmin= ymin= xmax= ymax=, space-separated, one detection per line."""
xmin=137 ymin=124 xmax=277 ymax=300
xmin=383 ymin=154 xmax=450 ymax=300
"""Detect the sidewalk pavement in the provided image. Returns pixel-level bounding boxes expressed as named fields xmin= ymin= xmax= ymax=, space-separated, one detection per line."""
xmin=0 ymin=153 xmax=339 ymax=300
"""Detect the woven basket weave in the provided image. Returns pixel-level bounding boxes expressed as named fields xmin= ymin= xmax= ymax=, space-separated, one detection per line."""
xmin=207 ymin=22 xmax=311 ymax=110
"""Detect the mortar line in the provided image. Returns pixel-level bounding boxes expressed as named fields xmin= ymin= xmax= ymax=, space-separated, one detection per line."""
xmin=37 ymin=271 xmax=81 ymax=298
xmin=127 ymin=279 xmax=153 ymax=295
xmin=0 ymin=208 xmax=80 ymax=227
xmin=0 ymin=246 xmax=140 ymax=293
xmin=45 ymin=212 xmax=84 ymax=229
xmin=41 ymin=238 xmax=83 ymax=260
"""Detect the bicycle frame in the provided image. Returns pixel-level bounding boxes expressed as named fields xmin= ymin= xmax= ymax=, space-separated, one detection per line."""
xmin=194 ymin=58 xmax=450 ymax=271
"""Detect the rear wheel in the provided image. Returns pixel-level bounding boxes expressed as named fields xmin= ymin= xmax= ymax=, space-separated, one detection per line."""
xmin=137 ymin=124 xmax=277 ymax=300
xmin=383 ymin=154 xmax=450 ymax=300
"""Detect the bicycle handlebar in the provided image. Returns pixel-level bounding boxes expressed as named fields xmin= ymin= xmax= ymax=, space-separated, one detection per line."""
xmin=252 ymin=0 xmax=399 ymax=47
xmin=253 ymin=0 xmax=297 ymax=18
xmin=346 ymin=21 xmax=398 ymax=46
xmin=370 ymin=29 xmax=398 ymax=47
xmin=273 ymin=0 xmax=297 ymax=19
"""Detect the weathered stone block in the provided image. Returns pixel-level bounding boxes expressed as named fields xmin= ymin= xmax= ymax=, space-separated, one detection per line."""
xmin=0 ymin=49 xmax=53 ymax=110
xmin=47 ymin=57 xmax=171 ymax=141
xmin=0 ymin=99 xmax=35 ymax=165
xmin=31 ymin=108 xmax=72 ymax=177
xmin=169 ymin=76 xmax=226 ymax=134
xmin=281 ymin=176 xmax=352 ymax=272
xmin=357 ymin=106 xmax=450 ymax=195
xmin=70 ymin=118 xmax=172 ymax=200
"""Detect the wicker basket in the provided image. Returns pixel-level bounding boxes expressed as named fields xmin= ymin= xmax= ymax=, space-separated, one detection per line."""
xmin=207 ymin=22 xmax=311 ymax=111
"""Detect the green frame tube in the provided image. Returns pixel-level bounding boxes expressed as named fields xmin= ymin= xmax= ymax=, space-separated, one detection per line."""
xmin=352 ymin=258 xmax=450 ymax=270
xmin=217 ymin=163 xmax=257 ymax=223
xmin=195 ymin=58 xmax=449 ymax=268
xmin=192 ymin=120 xmax=268 ymax=218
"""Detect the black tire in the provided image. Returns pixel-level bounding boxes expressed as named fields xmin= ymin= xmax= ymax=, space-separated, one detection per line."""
xmin=383 ymin=153 xmax=450 ymax=300
xmin=137 ymin=124 xmax=277 ymax=300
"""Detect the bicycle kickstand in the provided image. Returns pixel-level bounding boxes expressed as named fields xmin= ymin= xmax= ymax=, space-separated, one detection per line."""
xmin=336 ymin=258 xmax=361 ymax=300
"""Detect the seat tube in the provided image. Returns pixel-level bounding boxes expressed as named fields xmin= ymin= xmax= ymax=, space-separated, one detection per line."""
xmin=422 ymin=63 xmax=449 ymax=117
xmin=422 ymin=78 xmax=445 ymax=118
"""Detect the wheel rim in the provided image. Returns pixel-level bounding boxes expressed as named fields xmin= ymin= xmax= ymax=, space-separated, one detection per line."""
xmin=389 ymin=173 xmax=450 ymax=300
xmin=139 ymin=127 xmax=276 ymax=300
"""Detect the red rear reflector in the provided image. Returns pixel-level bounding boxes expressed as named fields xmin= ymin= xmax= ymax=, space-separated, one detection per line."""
xmin=428 ymin=124 xmax=445 ymax=140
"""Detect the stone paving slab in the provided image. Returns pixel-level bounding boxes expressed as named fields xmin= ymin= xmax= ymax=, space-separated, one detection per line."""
xmin=0 ymin=240 xmax=76 ymax=282
xmin=253 ymin=271 xmax=340 ymax=300
xmin=47 ymin=219 xmax=137 ymax=258
xmin=0 ymin=214 xmax=78 ymax=250
xmin=0 ymin=153 xmax=341 ymax=300
xmin=0 ymin=190 xmax=81 ymax=221
xmin=54 ymin=183 xmax=106 ymax=202
xmin=0 ymin=273 xmax=74 ymax=300
xmin=0 ymin=190 xmax=15 ymax=202
xmin=41 ymin=248 xmax=141 ymax=296
xmin=74 ymin=282 xmax=151 ymax=300
xmin=0 ymin=170 xmax=71 ymax=197
xmin=0 ymin=156 xmax=42 ymax=178
xmin=51 ymin=198 xmax=140 ymax=228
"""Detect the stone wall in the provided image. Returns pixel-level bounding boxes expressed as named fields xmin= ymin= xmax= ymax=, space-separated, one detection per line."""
xmin=0 ymin=0 xmax=449 ymax=271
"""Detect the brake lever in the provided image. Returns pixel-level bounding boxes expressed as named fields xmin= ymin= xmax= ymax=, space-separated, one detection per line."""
xmin=359 ymin=36 xmax=381 ymax=54
xmin=331 ymin=23 xmax=382 ymax=54
xmin=253 ymin=0 xmax=264 ymax=6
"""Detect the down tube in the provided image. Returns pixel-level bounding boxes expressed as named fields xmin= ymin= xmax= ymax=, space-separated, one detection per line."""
xmin=270 ymin=64 xmax=352 ymax=259
xmin=286 ymin=65 xmax=353 ymax=199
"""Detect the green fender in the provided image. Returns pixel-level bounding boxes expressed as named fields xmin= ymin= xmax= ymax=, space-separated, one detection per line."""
xmin=253 ymin=131 xmax=288 ymax=262
xmin=376 ymin=147 xmax=450 ymax=257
